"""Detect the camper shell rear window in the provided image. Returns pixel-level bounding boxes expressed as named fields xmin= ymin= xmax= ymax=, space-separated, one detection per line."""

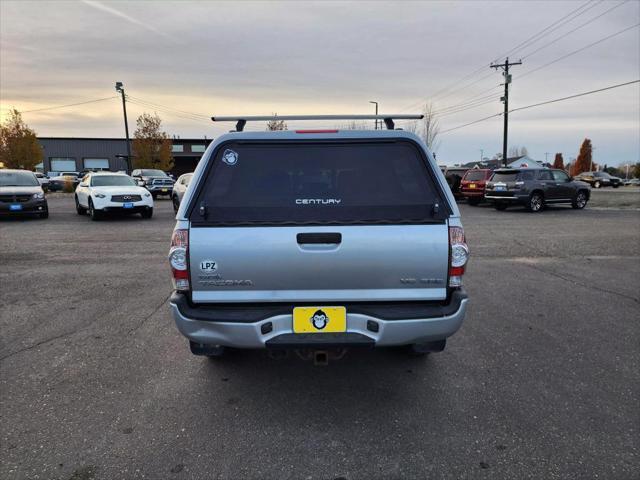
xmin=188 ymin=139 xmax=450 ymax=226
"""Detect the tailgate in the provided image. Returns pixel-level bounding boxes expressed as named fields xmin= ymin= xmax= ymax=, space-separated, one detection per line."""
xmin=190 ymin=224 xmax=449 ymax=303
xmin=187 ymin=138 xmax=451 ymax=303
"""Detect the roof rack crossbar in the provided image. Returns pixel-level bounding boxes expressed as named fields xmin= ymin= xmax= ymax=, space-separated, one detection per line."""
xmin=211 ymin=114 xmax=424 ymax=132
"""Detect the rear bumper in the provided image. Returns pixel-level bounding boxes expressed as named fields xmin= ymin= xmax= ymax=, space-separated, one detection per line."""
xmin=485 ymin=193 xmax=528 ymax=204
xmin=461 ymin=190 xmax=485 ymax=198
xmin=170 ymin=290 xmax=468 ymax=348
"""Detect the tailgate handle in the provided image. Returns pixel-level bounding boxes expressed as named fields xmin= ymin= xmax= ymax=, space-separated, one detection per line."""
xmin=297 ymin=233 xmax=342 ymax=244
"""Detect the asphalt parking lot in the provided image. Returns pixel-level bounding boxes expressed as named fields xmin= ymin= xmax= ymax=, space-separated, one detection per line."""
xmin=1 ymin=194 xmax=639 ymax=480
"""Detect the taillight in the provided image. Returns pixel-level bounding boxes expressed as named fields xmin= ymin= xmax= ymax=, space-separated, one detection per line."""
xmin=449 ymin=226 xmax=469 ymax=288
xmin=169 ymin=229 xmax=189 ymax=292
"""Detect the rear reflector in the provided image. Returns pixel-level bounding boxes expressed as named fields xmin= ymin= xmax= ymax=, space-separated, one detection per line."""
xmin=295 ymin=129 xmax=339 ymax=134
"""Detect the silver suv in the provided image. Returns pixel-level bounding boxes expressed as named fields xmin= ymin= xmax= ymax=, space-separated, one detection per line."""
xmin=168 ymin=116 xmax=469 ymax=360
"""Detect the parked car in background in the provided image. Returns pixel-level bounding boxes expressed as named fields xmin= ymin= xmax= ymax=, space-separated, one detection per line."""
xmin=0 ymin=169 xmax=48 ymax=219
xmin=624 ymin=178 xmax=640 ymax=186
xmin=131 ymin=169 xmax=175 ymax=198
xmin=75 ymin=172 xmax=154 ymax=220
xmin=574 ymin=171 xmax=622 ymax=188
xmin=485 ymin=168 xmax=591 ymax=212
xmin=171 ymin=173 xmax=193 ymax=212
xmin=169 ymin=123 xmax=469 ymax=360
xmin=34 ymin=172 xmax=50 ymax=191
xmin=441 ymin=167 xmax=469 ymax=199
xmin=47 ymin=173 xmax=81 ymax=192
xmin=460 ymin=169 xmax=492 ymax=205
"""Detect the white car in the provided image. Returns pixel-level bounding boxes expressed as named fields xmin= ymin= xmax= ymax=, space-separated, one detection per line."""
xmin=75 ymin=172 xmax=154 ymax=220
xmin=34 ymin=172 xmax=50 ymax=190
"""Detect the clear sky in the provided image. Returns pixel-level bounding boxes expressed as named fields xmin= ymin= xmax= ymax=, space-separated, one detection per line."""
xmin=1 ymin=0 xmax=638 ymax=166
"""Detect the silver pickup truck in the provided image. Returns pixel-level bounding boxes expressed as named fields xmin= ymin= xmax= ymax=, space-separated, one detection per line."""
xmin=168 ymin=115 xmax=469 ymax=362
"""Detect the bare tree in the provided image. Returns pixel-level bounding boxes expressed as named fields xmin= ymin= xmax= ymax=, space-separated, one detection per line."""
xmin=341 ymin=120 xmax=371 ymax=130
xmin=266 ymin=113 xmax=288 ymax=131
xmin=406 ymin=102 xmax=440 ymax=152
xmin=508 ymin=145 xmax=529 ymax=158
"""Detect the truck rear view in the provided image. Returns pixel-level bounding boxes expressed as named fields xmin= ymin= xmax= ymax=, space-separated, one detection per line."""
xmin=169 ymin=119 xmax=469 ymax=362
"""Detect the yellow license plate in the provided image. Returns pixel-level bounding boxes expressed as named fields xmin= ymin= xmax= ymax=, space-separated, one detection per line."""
xmin=162 ymin=188 xmax=168 ymax=192
xmin=469 ymin=183 xmax=476 ymax=189
xmin=293 ymin=306 xmax=346 ymax=333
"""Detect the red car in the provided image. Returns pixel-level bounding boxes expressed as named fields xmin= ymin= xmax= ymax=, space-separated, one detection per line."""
xmin=460 ymin=169 xmax=493 ymax=205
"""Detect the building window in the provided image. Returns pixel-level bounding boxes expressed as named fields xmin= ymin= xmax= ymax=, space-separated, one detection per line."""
xmin=172 ymin=144 xmax=184 ymax=153
xmin=83 ymin=158 xmax=110 ymax=170
xmin=50 ymin=157 xmax=77 ymax=172
xmin=191 ymin=145 xmax=206 ymax=153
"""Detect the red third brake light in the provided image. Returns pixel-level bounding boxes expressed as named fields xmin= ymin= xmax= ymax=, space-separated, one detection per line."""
xmin=169 ymin=229 xmax=189 ymax=292
xmin=295 ymin=129 xmax=339 ymax=134
xmin=448 ymin=226 xmax=469 ymax=288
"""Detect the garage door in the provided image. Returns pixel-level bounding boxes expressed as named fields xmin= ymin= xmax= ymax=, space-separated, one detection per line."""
xmin=50 ymin=158 xmax=77 ymax=172
xmin=83 ymin=158 xmax=110 ymax=170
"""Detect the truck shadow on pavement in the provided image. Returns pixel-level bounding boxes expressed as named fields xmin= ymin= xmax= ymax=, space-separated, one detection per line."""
xmin=196 ymin=347 xmax=453 ymax=431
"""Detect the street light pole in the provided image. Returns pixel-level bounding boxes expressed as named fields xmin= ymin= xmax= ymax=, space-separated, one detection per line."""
xmin=369 ymin=101 xmax=379 ymax=130
xmin=115 ymin=82 xmax=132 ymax=174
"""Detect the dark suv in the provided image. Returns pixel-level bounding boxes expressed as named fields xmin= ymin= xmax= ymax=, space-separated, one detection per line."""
xmin=485 ymin=168 xmax=590 ymax=212
xmin=574 ymin=171 xmax=622 ymax=188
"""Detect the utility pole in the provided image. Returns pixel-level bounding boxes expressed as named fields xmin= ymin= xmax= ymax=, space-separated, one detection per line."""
xmin=369 ymin=101 xmax=379 ymax=130
xmin=491 ymin=57 xmax=522 ymax=167
xmin=479 ymin=149 xmax=484 ymax=163
xmin=115 ymin=82 xmax=132 ymax=174
xmin=544 ymin=152 xmax=550 ymax=163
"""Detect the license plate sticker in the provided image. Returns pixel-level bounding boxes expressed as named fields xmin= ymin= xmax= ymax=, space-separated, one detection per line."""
xmin=293 ymin=306 xmax=346 ymax=333
xmin=9 ymin=204 xmax=22 ymax=211
xmin=123 ymin=202 xmax=134 ymax=209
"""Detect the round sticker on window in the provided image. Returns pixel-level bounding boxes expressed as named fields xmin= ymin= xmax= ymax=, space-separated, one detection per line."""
xmin=222 ymin=149 xmax=239 ymax=166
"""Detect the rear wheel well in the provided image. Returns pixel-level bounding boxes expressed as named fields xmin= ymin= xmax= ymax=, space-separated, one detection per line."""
xmin=530 ymin=189 xmax=544 ymax=198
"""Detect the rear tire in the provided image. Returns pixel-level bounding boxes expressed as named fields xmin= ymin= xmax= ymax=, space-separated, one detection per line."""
xmin=494 ymin=202 xmax=508 ymax=211
xmin=572 ymin=190 xmax=588 ymax=209
xmin=527 ymin=192 xmax=544 ymax=212
xmin=89 ymin=199 xmax=101 ymax=221
xmin=140 ymin=207 xmax=153 ymax=219
xmin=467 ymin=197 xmax=481 ymax=206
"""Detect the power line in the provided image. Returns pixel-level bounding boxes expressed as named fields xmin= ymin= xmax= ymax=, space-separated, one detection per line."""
xmin=493 ymin=0 xmax=603 ymax=62
xmin=519 ymin=22 xmax=640 ymax=79
xmin=440 ymin=79 xmax=639 ymax=134
xmin=126 ymin=95 xmax=210 ymax=119
xmin=399 ymin=0 xmax=600 ymax=112
xmin=520 ymin=0 xmax=631 ymax=60
xmin=125 ymin=98 xmax=211 ymax=125
xmin=509 ymin=79 xmax=640 ymax=113
xmin=18 ymin=96 xmax=118 ymax=113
